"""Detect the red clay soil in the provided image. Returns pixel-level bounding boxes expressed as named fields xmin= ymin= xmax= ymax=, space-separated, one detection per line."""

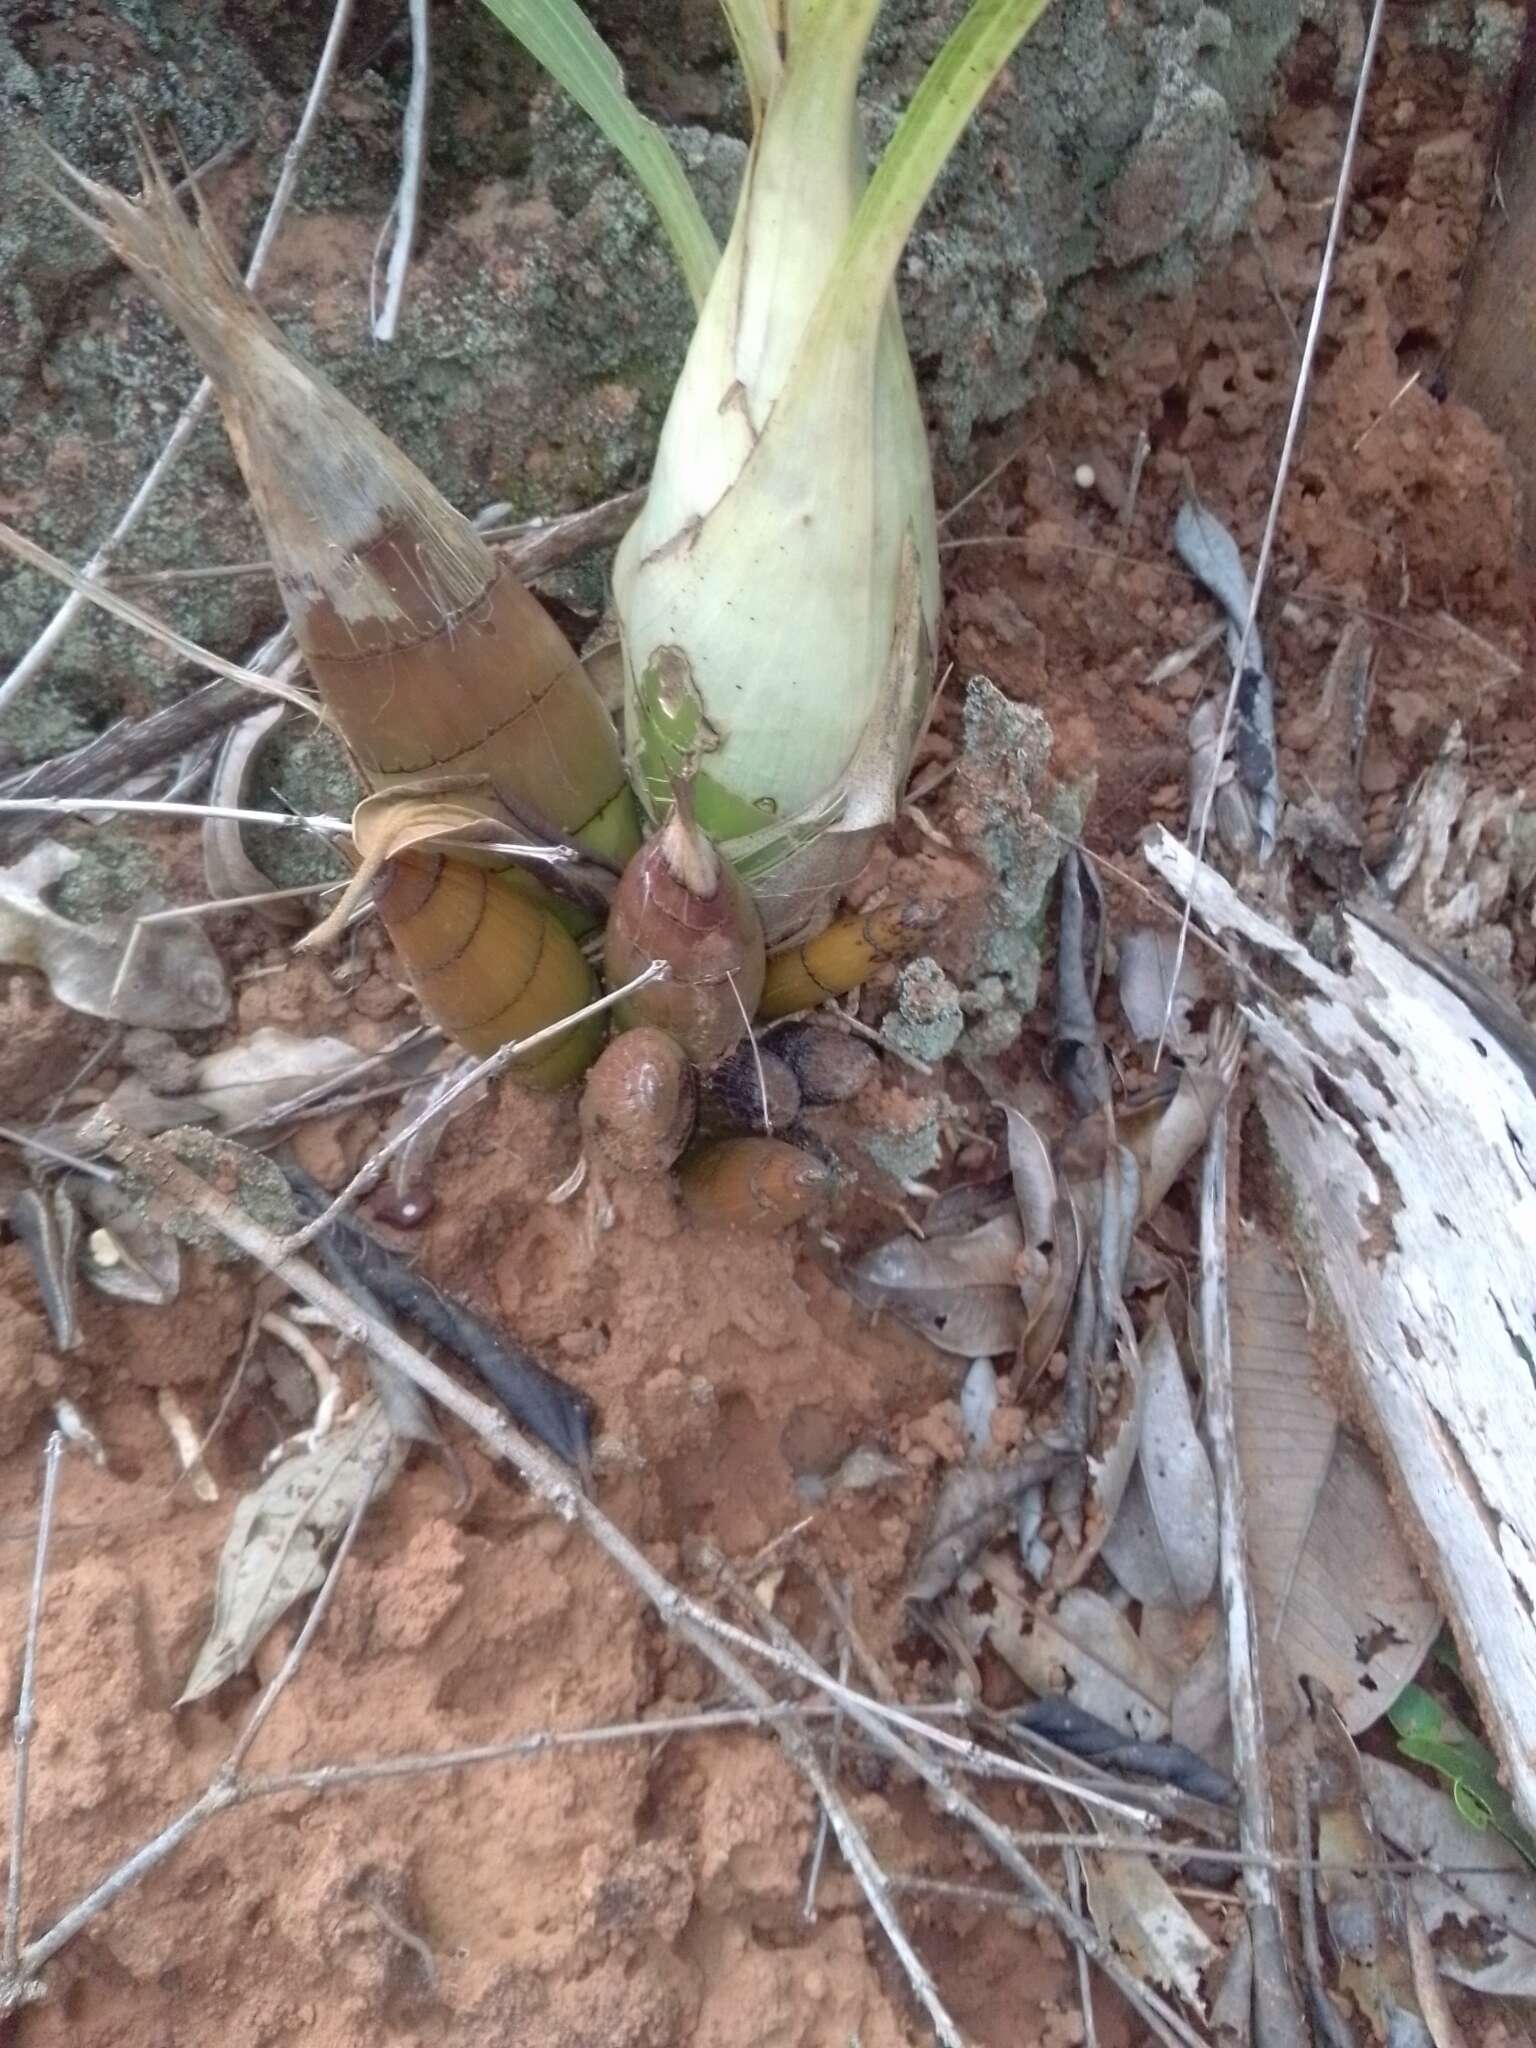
xmin=0 ymin=18 xmax=1530 ymax=2048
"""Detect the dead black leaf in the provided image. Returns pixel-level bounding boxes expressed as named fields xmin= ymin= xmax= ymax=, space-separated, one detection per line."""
xmin=1015 ymin=1696 xmax=1235 ymax=1806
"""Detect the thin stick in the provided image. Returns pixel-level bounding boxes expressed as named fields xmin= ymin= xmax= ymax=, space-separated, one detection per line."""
xmin=1200 ymin=1105 xmax=1307 ymax=2048
xmin=803 ymin=1633 xmax=852 ymax=1920
xmin=274 ymin=964 xmax=667 ymax=1258
xmin=938 ymin=436 xmax=1030 ymax=530
xmin=1157 ymin=0 xmax=1387 ymax=1063
xmin=136 ymin=881 xmax=342 ymax=925
xmin=1292 ymin=1758 xmax=1353 ymax=2048
xmin=1351 ymin=368 xmax=1421 ymax=454
xmin=224 ymin=1025 xmax=433 ymax=1138
xmin=373 ymin=0 xmax=430 ymax=342
xmin=0 ymin=796 xmax=342 ymax=834
xmin=1066 ymin=1849 xmax=1100 ymax=2048
xmin=0 ymin=0 xmax=356 ymax=712
xmin=891 ymin=1873 xmax=1040 ymax=1916
xmin=0 ymin=525 xmax=318 ymax=711
xmin=251 ymin=1701 xmax=963 ymax=1796
xmin=693 ymin=1545 xmax=1202 ymax=2048
xmin=1119 ymin=428 xmax=1150 ymax=546
xmin=101 ymin=491 xmax=646 ymax=594
xmin=88 ymin=1127 xmax=1193 ymax=2043
xmin=108 ymin=559 xmax=281 ymax=589
xmin=800 ymin=1560 xmax=900 ymax=1707
xmin=0 ymin=1125 xmax=117 ymax=1184
xmin=4 ymin=1434 xmax=64 ymax=1977
xmin=11 ymin=1460 xmax=370 ymax=1995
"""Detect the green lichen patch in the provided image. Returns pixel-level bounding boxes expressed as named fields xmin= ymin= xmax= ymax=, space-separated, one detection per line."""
xmin=954 ymin=675 xmax=1092 ymax=1053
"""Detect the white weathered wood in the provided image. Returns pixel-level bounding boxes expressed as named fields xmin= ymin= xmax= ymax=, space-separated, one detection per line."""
xmin=1147 ymin=828 xmax=1536 ymax=1831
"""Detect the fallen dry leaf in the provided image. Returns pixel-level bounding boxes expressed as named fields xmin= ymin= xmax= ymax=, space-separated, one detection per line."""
xmin=846 ymin=1211 xmax=1027 ymax=1357
xmin=1084 ymin=1832 xmax=1217 ymax=2008
xmin=194 ymin=1028 xmax=362 ymax=1128
xmin=1118 ymin=926 xmax=1206 ymax=1049
xmin=180 ymin=1398 xmax=402 ymax=1702
xmin=977 ymin=1554 xmax=1174 ymax=1739
xmin=1231 ymin=1232 xmax=1437 ymax=1730
xmin=908 ymin=1443 xmax=1072 ymax=1601
xmin=1361 ymin=1757 xmax=1536 ymax=2000
xmin=1101 ymin=1313 xmax=1218 ymax=1611
xmin=0 ymin=840 xmax=228 ymax=1029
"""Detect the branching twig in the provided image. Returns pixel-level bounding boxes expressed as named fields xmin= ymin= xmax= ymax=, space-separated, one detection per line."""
xmin=694 ymin=1546 xmax=1204 ymax=2048
xmin=273 ymin=964 xmax=667 ymax=1257
xmin=1200 ymin=1106 xmax=1307 ymax=2048
xmin=0 ymin=0 xmax=356 ymax=714
xmin=372 ymin=0 xmax=430 ymax=342
xmin=2 ymin=1444 xmax=370 ymax=2005
xmin=3 ymin=1434 xmax=64 ymax=1983
xmin=1157 ymin=0 xmax=1388 ymax=1062
xmin=89 ymin=1128 xmax=1214 ymax=2045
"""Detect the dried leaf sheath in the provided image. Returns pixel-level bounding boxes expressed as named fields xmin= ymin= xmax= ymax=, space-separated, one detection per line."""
xmin=46 ymin=137 xmax=639 ymax=866
xmin=375 ymin=850 xmax=602 ymax=1085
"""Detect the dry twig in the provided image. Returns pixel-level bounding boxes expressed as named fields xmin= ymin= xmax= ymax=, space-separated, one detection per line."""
xmin=1158 ymin=0 xmax=1388 ymax=1061
xmin=3 ymin=1434 xmax=64 ymax=1987
xmin=1200 ymin=1106 xmax=1307 ymax=2048
xmin=1292 ymin=1756 xmax=1354 ymax=2048
xmin=803 ymin=1630 xmax=852 ymax=1922
xmin=371 ymin=0 xmax=430 ymax=341
xmin=0 ymin=0 xmax=357 ymax=712
xmin=1 ymin=1444 xmax=372 ymax=2007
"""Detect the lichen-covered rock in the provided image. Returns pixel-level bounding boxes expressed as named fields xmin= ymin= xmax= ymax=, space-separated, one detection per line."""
xmin=881 ymin=955 xmax=965 ymax=1064
xmin=0 ymin=0 xmax=1514 ymax=771
xmin=953 ymin=675 xmax=1091 ymax=1050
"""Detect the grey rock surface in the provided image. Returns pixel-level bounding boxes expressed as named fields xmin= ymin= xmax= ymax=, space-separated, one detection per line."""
xmin=2 ymin=0 xmax=1314 ymax=756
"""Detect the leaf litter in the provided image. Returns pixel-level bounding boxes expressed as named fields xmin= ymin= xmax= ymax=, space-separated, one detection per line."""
xmin=6 ymin=19 xmax=1531 ymax=2048
xmin=1100 ymin=1312 xmax=1217 ymax=1613
xmin=1230 ymin=1231 xmax=1438 ymax=1731
xmin=180 ymin=1396 xmax=402 ymax=1703
xmin=0 ymin=840 xmax=229 ymax=1029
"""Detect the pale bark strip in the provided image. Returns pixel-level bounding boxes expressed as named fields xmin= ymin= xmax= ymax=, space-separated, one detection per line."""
xmin=1200 ymin=1106 xmax=1308 ymax=2048
xmin=1149 ymin=827 xmax=1536 ymax=1834
xmin=3 ymin=1435 xmax=64 ymax=1980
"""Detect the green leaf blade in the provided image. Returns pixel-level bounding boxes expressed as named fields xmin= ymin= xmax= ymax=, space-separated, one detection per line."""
xmin=476 ymin=0 xmax=719 ymax=309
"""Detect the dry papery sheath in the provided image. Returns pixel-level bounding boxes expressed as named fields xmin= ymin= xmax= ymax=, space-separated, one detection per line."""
xmin=46 ymin=133 xmax=639 ymax=867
